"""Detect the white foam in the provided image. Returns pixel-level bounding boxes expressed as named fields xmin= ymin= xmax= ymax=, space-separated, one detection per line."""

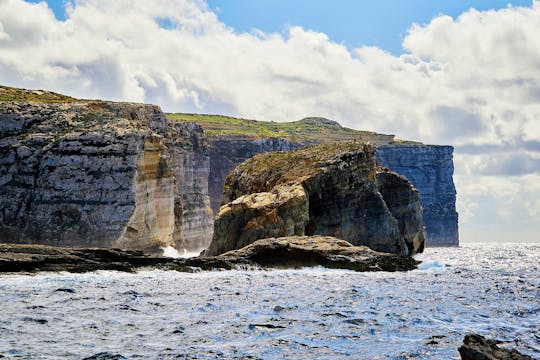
xmin=160 ymin=246 xmax=202 ymax=258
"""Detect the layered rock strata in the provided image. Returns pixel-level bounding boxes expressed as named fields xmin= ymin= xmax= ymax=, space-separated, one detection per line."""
xmin=0 ymin=88 xmax=212 ymax=251
xmin=206 ymin=141 xmax=426 ymax=256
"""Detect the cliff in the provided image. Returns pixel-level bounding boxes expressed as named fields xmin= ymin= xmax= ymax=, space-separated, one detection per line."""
xmin=0 ymin=86 xmax=212 ymax=252
xmin=376 ymin=145 xmax=458 ymax=246
xmin=206 ymin=141 xmax=426 ymax=256
xmin=169 ymin=113 xmax=458 ymax=247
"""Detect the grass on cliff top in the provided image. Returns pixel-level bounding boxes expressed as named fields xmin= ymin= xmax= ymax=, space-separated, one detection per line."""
xmin=167 ymin=113 xmax=396 ymax=144
xmin=0 ymin=86 xmax=77 ymax=103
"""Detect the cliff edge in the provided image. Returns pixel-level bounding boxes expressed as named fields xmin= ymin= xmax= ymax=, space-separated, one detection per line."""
xmin=0 ymin=86 xmax=212 ymax=252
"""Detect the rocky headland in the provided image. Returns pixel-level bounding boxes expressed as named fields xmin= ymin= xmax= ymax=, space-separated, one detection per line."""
xmin=1 ymin=86 xmax=452 ymax=261
xmin=205 ymin=141 xmax=425 ymax=256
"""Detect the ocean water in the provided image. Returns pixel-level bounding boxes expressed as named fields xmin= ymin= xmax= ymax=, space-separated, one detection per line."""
xmin=0 ymin=244 xmax=538 ymax=359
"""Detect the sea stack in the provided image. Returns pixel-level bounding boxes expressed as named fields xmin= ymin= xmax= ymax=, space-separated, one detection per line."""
xmin=206 ymin=141 xmax=426 ymax=256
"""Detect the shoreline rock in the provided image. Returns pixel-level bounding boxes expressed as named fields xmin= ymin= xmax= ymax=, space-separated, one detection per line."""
xmin=0 ymin=236 xmax=419 ymax=274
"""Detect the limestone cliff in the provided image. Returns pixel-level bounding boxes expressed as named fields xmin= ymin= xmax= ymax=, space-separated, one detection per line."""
xmin=169 ymin=114 xmax=458 ymax=247
xmin=206 ymin=141 xmax=426 ymax=256
xmin=376 ymin=145 xmax=458 ymax=246
xmin=0 ymin=86 xmax=212 ymax=251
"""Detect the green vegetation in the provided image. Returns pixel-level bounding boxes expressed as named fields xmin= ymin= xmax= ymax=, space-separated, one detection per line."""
xmin=167 ymin=113 xmax=395 ymax=144
xmin=0 ymin=86 xmax=76 ymax=103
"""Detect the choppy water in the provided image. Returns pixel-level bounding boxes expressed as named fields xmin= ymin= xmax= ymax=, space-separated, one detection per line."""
xmin=0 ymin=243 xmax=538 ymax=359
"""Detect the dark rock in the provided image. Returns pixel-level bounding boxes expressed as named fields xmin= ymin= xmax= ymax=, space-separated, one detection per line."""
xmin=218 ymin=236 xmax=419 ymax=271
xmin=376 ymin=145 xmax=458 ymax=246
xmin=206 ymin=141 xmax=425 ymax=256
xmin=458 ymin=334 xmax=534 ymax=360
xmin=0 ymin=236 xmax=418 ymax=273
xmin=82 ymin=352 xmax=128 ymax=360
xmin=54 ymin=288 xmax=75 ymax=293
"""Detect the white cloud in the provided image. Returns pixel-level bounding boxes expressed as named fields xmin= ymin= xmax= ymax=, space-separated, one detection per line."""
xmin=1 ymin=0 xmax=539 ymax=242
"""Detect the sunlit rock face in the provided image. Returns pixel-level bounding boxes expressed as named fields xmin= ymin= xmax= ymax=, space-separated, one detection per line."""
xmin=206 ymin=142 xmax=426 ymax=256
xmin=208 ymin=137 xmax=302 ymax=214
xmin=0 ymin=88 xmax=212 ymax=252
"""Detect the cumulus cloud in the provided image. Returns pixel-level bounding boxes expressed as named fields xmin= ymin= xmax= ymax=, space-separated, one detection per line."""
xmin=0 ymin=0 xmax=539 ymax=241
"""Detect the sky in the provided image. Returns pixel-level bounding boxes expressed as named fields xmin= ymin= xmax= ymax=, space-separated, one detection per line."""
xmin=1 ymin=0 xmax=539 ymax=243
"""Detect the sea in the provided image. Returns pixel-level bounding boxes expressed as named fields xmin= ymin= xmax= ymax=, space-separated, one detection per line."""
xmin=0 ymin=243 xmax=538 ymax=359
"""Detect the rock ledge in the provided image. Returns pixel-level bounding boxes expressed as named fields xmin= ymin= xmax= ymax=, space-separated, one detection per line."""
xmin=0 ymin=236 xmax=419 ymax=273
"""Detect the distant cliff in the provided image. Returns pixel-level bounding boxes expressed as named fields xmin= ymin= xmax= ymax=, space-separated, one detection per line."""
xmin=0 ymin=86 xmax=213 ymax=252
xmin=376 ymin=146 xmax=458 ymax=246
xmin=168 ymin=114 xmax=459 ymax=247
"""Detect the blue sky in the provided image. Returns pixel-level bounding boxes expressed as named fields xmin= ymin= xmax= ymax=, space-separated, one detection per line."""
xmin=35 ymin=0 xmax=533 ymax=54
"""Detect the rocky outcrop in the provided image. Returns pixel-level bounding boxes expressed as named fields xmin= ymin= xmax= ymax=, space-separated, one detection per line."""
xmin=376 ymin=145 xmax=458 ymax=246
xmin=219 ymin=236 xmax=420 ymax=271
xmin=208 ymin=137 xmax=302 ymax=213
xmin=0 ymin=87 xmax=212 ymax=252
xmin=0 ymin=237 xmax=419 ymax=273
xmin=458 ymin=334 xmax=534 ymax=360
xmin=206 ymin=141 xmax=425 ymax=256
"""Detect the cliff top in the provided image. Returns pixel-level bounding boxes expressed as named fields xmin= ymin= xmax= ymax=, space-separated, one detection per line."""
xmin=223 ymin=140 xmax=376 ymax=197
xmin=167 ymin=113 xmax=415 ymax=145
xmin=1 ymin=85 xmax=424 ymax=145
xmin=0 ymin=86 xmax=77 ymax=103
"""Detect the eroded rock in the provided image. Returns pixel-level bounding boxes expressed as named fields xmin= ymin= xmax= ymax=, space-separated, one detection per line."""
xmin=219 ymin=236 xmax=419 ymax=271
xmin=458 ymin=334 xmax=534 ymax=360
xmin=206 ymin=141 xmax=426 ymax=256
xmin=0 ymin=236 xmax=418 ymax=273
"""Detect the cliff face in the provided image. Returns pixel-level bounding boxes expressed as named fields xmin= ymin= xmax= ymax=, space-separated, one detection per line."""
xmin=0 ymin=88 xmax=212 ymax=251
xmin=206 ymin=142 xmax=425 ymax=256
xmin=376 ymin=145 xmax=458 ymax=246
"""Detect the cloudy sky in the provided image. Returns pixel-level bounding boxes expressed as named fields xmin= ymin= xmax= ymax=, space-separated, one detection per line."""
xmin=1 ymin=0 xmax=539 ymax=243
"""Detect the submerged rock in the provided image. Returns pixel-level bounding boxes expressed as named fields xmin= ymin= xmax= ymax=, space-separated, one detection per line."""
xmin=82 ymin=353 xmax=128 ymax=360
xmin=206 ymin=141 xmax=425 ymax=256
xmin=458 ymin=334 xmax=534 ymax=360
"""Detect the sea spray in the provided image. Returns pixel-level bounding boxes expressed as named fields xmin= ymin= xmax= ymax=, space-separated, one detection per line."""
xmin=160 ymin=246 xmax=204 ymax=258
